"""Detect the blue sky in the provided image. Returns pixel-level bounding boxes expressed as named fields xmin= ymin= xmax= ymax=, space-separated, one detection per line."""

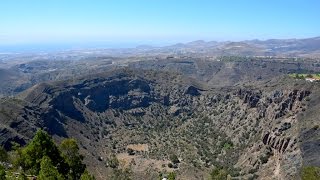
xmin=0 ymin=0 xmax=319 ymax=46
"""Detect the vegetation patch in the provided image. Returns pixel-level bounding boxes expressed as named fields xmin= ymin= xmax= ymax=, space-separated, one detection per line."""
xmin=301 ymin=166 xmax=320 ymax=180
xmin=0 ymin=129 xmax=95 ymax=179
xmin=289 ymin=73 xmax=320 ymax=80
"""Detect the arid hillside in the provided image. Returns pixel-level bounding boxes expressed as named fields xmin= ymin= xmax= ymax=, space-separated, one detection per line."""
xmin=0 ymin=67 xmax=319 ymax=179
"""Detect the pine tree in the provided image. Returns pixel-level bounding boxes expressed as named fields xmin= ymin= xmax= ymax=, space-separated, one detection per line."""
xmin=60 ymin=138 xmax=86 ymax=179
xmin=18 ymin=129 xmax=68 ymax=175
xmin=38 ymin=156 xmax=64 ymax=180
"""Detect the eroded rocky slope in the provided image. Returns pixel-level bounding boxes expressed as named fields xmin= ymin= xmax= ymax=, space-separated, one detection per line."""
xmin=0 ymin=69 xmax=319 ymax=179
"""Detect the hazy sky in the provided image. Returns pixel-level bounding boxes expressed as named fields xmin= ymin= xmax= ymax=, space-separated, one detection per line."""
xmin=0 ymin=0 xmax=319 ymax=46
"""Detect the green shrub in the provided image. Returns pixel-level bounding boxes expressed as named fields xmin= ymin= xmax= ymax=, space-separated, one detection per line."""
xmin=0 ymin=165 xmax=5 ymax=180
xmin=301 ymin=166 xmax=320 ymax=180
xmin=259 ymin=155 xmax=269 ymax=164
xmin=168 ymin=172 xmax=176 ymax=180
xmin=210 ymin=167 xmax=228 ymax=180
xmin=0 ymin=147 xmax=8 ymax=162
xmin=108 ymin=154 xmax=119 ymax=169
xmin=80 ymin=170 xmax=96 ymax=180
xmin=223 ymin=142 xmax=233 ymax=150
xmin=111 ymin=168 xmax=132 ymax=180
xmin=127 ymin=148 xmax=135 ymax=156
xmin=169 ymin=154 xmax=180 ymax=164
xmin=17 ymin=173 xmax=28 ymax=180
xmin=306 ymin=74 xmax=313 ymax=78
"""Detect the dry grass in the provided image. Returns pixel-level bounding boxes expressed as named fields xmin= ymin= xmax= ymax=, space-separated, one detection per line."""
xmin=116 ymin=153 xmax=173 ymax=172
xmin=127 ymin=143 xmax=149 ymax=152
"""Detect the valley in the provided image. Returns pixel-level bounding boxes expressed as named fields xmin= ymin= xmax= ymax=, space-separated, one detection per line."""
xmin=0 ymin=38 xmax=320 ymax=179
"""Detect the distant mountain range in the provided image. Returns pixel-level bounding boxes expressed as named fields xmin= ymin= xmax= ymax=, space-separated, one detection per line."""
xmin=1 ymin=37 xmax=320 ymax=57
xmin=142 ymin=36 xmax=320 ymax=58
